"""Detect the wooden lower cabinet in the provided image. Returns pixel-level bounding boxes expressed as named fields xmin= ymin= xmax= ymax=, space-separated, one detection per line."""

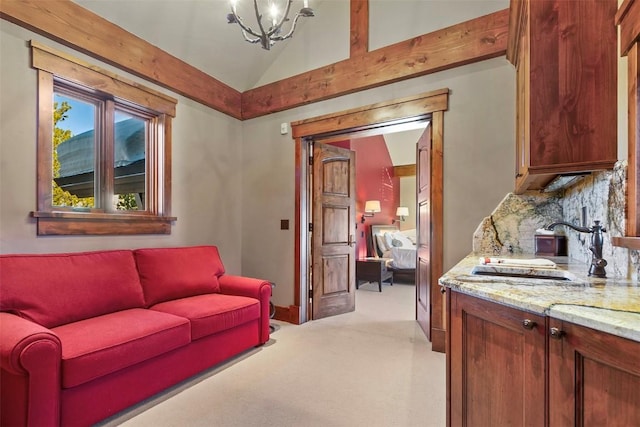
xmin=548 ymin=318 xmax=640 ymax=426
xmin=447 ymin=290 xmax=640 ymax=426
xmin=447 ymin=291 xmax=546 ymax=426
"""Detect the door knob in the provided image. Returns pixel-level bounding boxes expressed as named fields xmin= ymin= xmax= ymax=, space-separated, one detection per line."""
xmin=549 ymin=327 xmax=565 ymax=340
xmin=348 ymin=235 xmax=356 ymax=247
xmin=522 ymin=319 xmax=536 ymax=330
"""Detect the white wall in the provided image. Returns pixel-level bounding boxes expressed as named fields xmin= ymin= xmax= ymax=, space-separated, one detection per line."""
xmin=0 ymin=21 xmax=245 ymax=273
xmin=242 ymin=57 xmax=516 ymax=306
xmin=384 ymin=128 xmax=423 ymax=231
xmin=398 ymin=176 xmax=417 ymax=232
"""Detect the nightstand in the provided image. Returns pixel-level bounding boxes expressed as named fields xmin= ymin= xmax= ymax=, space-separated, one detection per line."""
xmin=356 ymin=258 xmax=393 ymax=292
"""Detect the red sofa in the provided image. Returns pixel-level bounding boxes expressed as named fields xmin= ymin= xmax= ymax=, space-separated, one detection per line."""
xmin=0 ymin=245 xmax=272 ymax=427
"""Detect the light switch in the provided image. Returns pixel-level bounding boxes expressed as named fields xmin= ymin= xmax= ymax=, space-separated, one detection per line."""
xmin=280 ymin=122 xmax=289 ymax=135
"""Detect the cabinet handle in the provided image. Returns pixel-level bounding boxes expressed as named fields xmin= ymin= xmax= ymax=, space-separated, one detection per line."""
xmin=522 ymin=319 xmax=536 ymax=330
xmin=549 ymin=327 xmax=565 ymax=340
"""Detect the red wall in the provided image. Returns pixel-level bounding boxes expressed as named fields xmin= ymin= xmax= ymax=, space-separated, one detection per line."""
xmin=330 ymin=136 xmax=399 ymax=258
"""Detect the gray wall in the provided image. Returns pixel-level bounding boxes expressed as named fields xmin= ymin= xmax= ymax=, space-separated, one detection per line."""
xmin=0 ymin=21 xmax=244 ymax=273
xmin=241 ymin=58 xmax=516 ymax=306
xmin=1 ymin=1 xmax=517 ymax=308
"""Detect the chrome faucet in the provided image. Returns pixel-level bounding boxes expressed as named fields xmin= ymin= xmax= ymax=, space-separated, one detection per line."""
xmin=545 ymin=220 xmax=607 ymax=278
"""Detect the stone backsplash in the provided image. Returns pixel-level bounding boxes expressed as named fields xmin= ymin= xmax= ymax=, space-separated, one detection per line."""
xmin=473 ymin=161 xmax=639 ymax=280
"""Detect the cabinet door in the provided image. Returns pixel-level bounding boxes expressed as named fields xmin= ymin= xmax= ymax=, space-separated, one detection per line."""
xmin=548 ymin=318 xmax=640 ymax=426
xmin=515 ymin=1 xmax=530 ymax=189
xmin=448 ymin=291 xmax=546 ymax=426
xmin=509 ymin=0 xmax=618 ymax=193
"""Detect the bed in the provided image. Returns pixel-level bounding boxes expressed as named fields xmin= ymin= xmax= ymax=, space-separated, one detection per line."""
xmin=369 ymin=224 xmax=417 ymax=284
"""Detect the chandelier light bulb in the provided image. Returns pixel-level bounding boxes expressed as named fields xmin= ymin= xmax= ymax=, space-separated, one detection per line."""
xmin=227 ymin=0 xmax=315 ymax=50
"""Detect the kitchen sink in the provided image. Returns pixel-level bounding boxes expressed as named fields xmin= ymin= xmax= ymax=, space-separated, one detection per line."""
xmin=470 ymin=265 xmax=580 ymax=282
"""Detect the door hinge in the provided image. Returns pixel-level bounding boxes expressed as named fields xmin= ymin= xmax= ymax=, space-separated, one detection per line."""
xmin=309 ymin=223 xmax=313 ymax=232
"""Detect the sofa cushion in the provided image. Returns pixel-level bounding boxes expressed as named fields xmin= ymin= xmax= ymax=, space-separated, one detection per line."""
xmin=0 ymin=250 xmax=145 ymax=328
xmin=134 ymin=246 xmax=226 ymax=306
xmin=52 ymin=308 xmax=190 ymax=388
xmin=150 ymin=293 xmax=260 ymax=340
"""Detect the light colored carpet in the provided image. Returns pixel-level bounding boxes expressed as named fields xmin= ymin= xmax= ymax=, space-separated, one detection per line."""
xmin=100 ymin=282 xmax=446 ymax=426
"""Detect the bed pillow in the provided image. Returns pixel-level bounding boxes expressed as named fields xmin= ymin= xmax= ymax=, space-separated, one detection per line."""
xmin=383 ymin=232 xmax=395 ymax=250
xmin=400 ymin=229 xmax=417 ymax=244
xmin=390 ymin=232 xmax=415 ymax=248
xmin=375 ymin=234 xmax=388 ymax=255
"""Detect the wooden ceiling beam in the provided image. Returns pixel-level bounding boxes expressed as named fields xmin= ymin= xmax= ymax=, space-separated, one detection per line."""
xmin=394 ymin=164 xmax=417 ymax=177
xmin=350 ymin=0 xmax=369 ymax=57
xmin=1 ymin=1 xmax=508 ymax=121
xmin=241 ymin=9 xmax=509 ymax=119
xmin=0 ymin=0 xmax=243 ymax=119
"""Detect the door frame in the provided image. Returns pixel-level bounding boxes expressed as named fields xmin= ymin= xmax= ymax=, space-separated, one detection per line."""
xmin=291 ymin=89 xmax=448 ymax=351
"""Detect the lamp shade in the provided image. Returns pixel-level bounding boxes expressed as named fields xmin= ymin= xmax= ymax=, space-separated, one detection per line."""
xmin=364 ymin=200 xmax=381 ymax=213
xmin=396 ymin=207 xmax=409 ymax=217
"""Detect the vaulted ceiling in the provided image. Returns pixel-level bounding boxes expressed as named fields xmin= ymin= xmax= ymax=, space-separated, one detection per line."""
xmin=1 ymin=1 xmax=510 ymax=119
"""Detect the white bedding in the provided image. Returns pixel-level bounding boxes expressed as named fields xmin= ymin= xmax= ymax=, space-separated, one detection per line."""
xmin=383 ymin=246 xmax=416 ymax=269
xmin=373 ymin=227 xmax=417 ymax=269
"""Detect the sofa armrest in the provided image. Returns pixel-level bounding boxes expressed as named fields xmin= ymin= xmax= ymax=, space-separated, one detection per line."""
xmin=0 ymin=312 xmax=61 ymax=426
xmin=218 ymin=275 xmax=272 ymax=344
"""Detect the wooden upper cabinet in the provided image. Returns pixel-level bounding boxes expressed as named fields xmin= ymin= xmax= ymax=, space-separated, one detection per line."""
xmin=507 ymin=0 xmax=618 ymax=193
xmin=613 ymin=0 xmax=640 ymax=248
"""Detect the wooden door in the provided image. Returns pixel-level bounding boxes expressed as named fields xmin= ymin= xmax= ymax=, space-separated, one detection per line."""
xmin=416 ymin=124 xmax=432 ymax=338
xmin=448 ymin=291 xmax=546 ymax=427
xmin=311 ymin=143 xmax=356 ymax=320
xmin=548 ymin=318 xmax=640 ymax=426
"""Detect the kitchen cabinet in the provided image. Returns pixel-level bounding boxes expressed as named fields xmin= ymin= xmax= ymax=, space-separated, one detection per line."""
xmin=506 ymin=0 xmax=618 ymax=193
xmin=548 ymin=318 xmax=640 ymax=426
xmin=448 ymin=291 xmax=546 ymax=426
xmin=447 ymin=290 xmax=640 ymax=426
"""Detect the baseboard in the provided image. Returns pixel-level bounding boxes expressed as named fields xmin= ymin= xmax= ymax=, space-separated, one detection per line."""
xmin=431 ymin=327 xmax=446 ymax=353
xmin=273 ymin=305 xmax=300 ymax=324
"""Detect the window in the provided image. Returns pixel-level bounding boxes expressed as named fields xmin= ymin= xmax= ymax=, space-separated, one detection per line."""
xmin=31 ymin=41 xmax=177 ymax=235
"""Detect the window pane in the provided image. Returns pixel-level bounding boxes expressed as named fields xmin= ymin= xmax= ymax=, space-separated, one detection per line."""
xmin=113 ymin=110 xmax=146 ymax=211
xmin=52 ymin=93 xmax=96 ymax=208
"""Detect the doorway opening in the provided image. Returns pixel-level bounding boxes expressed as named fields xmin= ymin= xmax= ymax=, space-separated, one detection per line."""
xmin=290 ymin=89 xmax=448 ymax=351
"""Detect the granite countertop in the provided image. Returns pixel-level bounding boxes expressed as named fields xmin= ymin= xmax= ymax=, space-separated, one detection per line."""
xmin=439 ymin=254 xmax=640 ymax=343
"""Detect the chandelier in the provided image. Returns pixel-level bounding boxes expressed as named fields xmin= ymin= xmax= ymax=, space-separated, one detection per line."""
xmin=227 ymin=0 xmax=315 ymax=50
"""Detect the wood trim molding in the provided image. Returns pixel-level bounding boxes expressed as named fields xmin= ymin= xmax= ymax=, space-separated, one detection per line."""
xmin=612 ymin=237 xmax=640 ymax=250
xmin=617 ymin=0 xmax=640 ymax=56
xmin=242 ymin=9 xmax=508 ymax=119
xmin=292 ymin=89 xmax=448 ymax=343
xmin=506 ymin=0 xmax=526 ymax=65
xmin=0 ymin=0 xmax=242 ymax=119
xmin=292 ymin=89 xmax=449 ymax=137
xmin=350 ymin=0 xmax=369 ymax=57
xmin=31 ymin=41 xmax=177 ymax=116
xmin=273 ymin=305 xmax=301 ymax=324
xmin=430 ymin=110 xmax=445 ymax=353
xmin=628 ymin=45 xmax=640 ymax=237
xmin=394 ymin=164 xmax=417 ymax=177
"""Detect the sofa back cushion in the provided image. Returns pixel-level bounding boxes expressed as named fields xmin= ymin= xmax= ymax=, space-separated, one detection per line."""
xmin=0 ymin=250 xmax=145 ymax=328
xmin=134 ymin=246 xmax=225 ymax=306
